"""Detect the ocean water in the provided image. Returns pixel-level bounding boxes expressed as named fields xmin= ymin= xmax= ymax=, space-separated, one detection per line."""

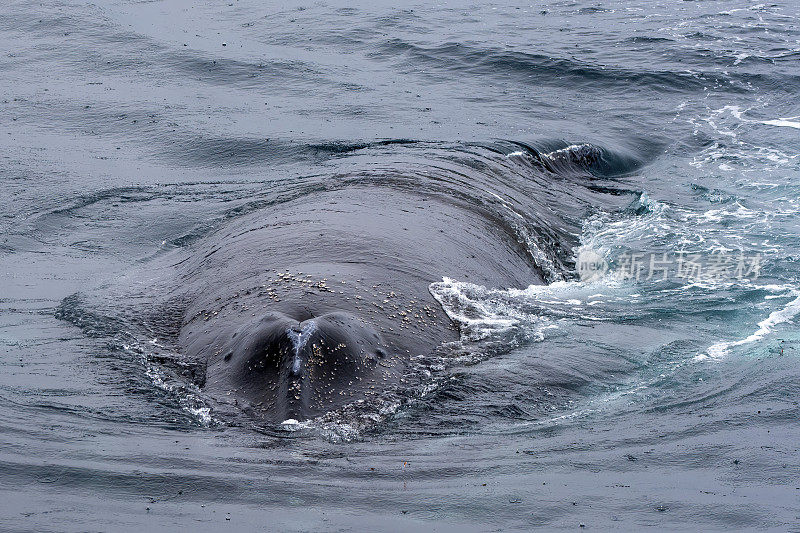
xmin=2 ymin=0 xmax=800 ymax=530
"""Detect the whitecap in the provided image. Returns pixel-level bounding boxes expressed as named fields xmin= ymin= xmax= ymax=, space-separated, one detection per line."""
xmin=700 ymin=288 xmax=800 ymax=359
xmin=761 ymin=118 xmax=800 ymax=129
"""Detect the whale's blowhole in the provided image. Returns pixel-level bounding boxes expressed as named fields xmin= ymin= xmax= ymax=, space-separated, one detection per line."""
xmin=207 ymin=310 xmax=395 ymax=421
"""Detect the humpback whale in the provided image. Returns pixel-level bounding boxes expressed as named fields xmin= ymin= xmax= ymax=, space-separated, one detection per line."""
xmin=170 ymin=184 xmax=544 ymax=423
xmin=52 ymin=141 xmax=634 ymax=426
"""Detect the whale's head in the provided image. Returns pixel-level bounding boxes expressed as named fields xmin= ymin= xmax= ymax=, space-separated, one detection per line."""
xmin=206 ymin=311 xmax=396 ymax=422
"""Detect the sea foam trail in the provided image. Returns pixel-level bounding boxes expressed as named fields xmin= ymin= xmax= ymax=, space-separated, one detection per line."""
xmin=702 ymin=287 xmax=800 ymax=360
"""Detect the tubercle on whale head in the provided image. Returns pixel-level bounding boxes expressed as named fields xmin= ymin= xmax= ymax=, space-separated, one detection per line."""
xmin=211 ymin=310 xmax=396 ymax=422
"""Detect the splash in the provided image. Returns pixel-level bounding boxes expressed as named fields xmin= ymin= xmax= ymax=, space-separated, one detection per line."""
xmin=702 ymin=287 xmax=800 ymax=360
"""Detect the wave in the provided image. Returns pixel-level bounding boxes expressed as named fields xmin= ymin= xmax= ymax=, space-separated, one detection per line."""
xmin=378 ymin=39 xmax=775 ymax=94
xmin=154 ymin=136 xmax=418 ymax=167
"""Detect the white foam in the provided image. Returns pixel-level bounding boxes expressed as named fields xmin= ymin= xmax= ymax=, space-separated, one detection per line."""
xmin=187 ymin=406 xmax=213 ymax=425
xmin=700 ymin=288 xmax=800 ymax=359
xmin=733 ymin=52 xmax=750 ymax=65
xmin=429 ymin=278 xmax=521 ymax=341
xmin=542 ymin=143 xmax=594 ymax=159
xmin=280 ymin=418 xmax=314 ymax=432
xmin=428 ymin=274 xmax=628 ymax=349
xmin=761 ymin=118 xmax=800 ymax=129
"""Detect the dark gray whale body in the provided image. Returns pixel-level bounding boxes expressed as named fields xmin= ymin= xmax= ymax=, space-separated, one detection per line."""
xmin=173 ymin=184 xmax=544 ymax=423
